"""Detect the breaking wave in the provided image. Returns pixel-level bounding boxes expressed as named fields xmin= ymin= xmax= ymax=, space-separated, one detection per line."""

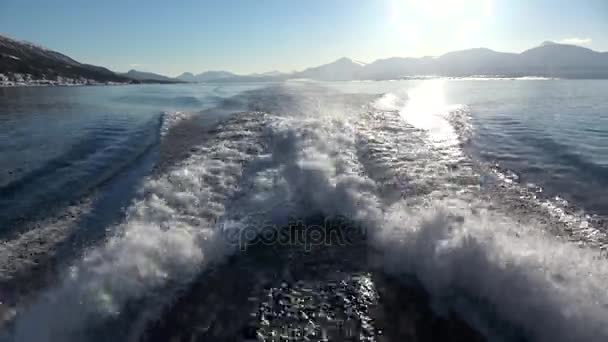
xmin=8 ymin=83 xmax=608 ymax=342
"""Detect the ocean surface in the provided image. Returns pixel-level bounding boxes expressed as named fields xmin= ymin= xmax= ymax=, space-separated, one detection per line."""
xmin=0 ymin=79 xmax=607 ymax=341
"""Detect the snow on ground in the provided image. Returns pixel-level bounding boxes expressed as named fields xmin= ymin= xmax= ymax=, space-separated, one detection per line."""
xmin=0 ymin=73 xmax=128 ymax=87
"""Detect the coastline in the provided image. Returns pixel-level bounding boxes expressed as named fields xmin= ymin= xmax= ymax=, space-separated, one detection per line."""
xmin=0 ymin=76 xmax=582 ymax=88
xmin=0 ymin=81 xmax=132 ymax=88
xmin=0 ymin=73 xmax=132 ymax=87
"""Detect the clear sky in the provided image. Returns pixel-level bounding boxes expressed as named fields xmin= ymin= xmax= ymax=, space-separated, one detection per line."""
xmin=1 ymin=0 xmax=607 ymax=76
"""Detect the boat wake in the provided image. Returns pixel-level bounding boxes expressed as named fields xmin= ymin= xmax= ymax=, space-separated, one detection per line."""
xmin=6 ymin=83 xmax=608 ymax=341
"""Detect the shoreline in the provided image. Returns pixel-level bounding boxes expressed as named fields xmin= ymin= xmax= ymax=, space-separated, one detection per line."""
xmin=7 ymin=77 xmax=608 ymax=88
xmin=0 ymin=81 xmax=132 ymax=88
xmin=5 ymin=76 xmax=608 ymax=88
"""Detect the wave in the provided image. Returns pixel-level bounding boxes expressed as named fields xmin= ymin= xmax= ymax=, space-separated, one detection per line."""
xmin=376 ymin=200 xmax=608 ymax=341
xmin=0 ymin=118 xmax=160 ymax=236
xmin=8 ymin=83 xmax=608 ymax=341
xmin=159 ymin=111 xmax=192 ymax=138
xmin=0 ymin=114 xmax=166 ymax=323
xmin=115 ymin=95 xmax=204 ymax=108
xmin=11 ymin=111 xmax=271 ymax=341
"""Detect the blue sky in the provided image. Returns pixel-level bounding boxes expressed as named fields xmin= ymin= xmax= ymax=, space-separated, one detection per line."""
xmin=1 ymin=0 xmax=607 ymax=76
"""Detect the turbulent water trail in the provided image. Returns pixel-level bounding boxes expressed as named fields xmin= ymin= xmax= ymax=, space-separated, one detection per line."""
xmin=11 ymin=111 xmax=272 ymax=341
xmin=6 ymin=84 xmax=608 ymax=341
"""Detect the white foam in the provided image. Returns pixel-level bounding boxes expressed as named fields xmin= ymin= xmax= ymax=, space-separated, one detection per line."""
xmin=259 ymin=103 xmax=608 ymax=341
xmin=0 ymin=199 xmax=93 ymax=284
xmin=363 ymin=84 xmax=608 ymax=340
xmin=216 ymin=94 xmax=608 ymax=342
xmin=159 ymin=111 xmax=192 ymax=138
xmin=375 ymin=198 xmax=608 ymax=341
xmin=11 ymin=83 xmax=608 ymax=342
xmin=13 ymin=113 xmax=271 ymax=341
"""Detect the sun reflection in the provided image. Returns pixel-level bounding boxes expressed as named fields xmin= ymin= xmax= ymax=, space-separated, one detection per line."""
xmin=399 ymin=80 xmax=463 ymax=150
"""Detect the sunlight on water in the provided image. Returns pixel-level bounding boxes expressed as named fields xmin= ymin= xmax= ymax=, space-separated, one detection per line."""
xmin=401 ymin=80 xmax=453 ymax=143
xmin=3 ymin=82 xmax=608 ymax=342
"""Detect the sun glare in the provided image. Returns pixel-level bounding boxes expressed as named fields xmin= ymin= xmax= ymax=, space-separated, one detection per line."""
xmin=390 ymin=0 xmax=492 ymax=52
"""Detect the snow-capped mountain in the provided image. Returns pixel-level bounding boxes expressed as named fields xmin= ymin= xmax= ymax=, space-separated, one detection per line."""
xmin=0 ymin=34 xmax=132 ymax=85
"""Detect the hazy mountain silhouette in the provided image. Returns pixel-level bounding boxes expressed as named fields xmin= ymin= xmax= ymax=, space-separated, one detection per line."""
xmin=176 ymin=70 xmax=236 ymax=82
xmin=360 ymin=56 xmax=436 ymax=80
xmin=177 ymin=43 xmax=608 ymax=82
xmin=175 ymin=72 xmax=197 ymax=82
xmin=516 ymin=42 xmax=608 ymax=78
xmin=355 ymin=44 xmax=608 ymax=80
xmin=292 ymin=57 xmax=366 ymax=81
xmin=435 ymin=48 xmax=519 ymax=76
xmin=177 ymin=70 xmax=289 ymax=83
xmin=122 ymin=69 xmax=183 ymax=83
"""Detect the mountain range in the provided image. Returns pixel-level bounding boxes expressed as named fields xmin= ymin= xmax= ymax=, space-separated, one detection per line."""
xmin=120 ymin=69 xmax=184 ymax=83
xmin=290 ymin=42 xmax=608 ymax=81
xmin=1 ymin=33 xmax=607 ymax=86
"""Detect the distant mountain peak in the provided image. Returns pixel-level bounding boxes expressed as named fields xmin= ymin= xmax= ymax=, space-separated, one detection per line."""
xmin=440 ymin=47 xmax=501 ymax=58
xmin=294 ymin=57 xmax=366 ymax=81
xmin=121 ymin=69 xmax=180 ymax=83
xmin=176 ymin=70 xmax=236 ymax=83
xmin=330 ymin=57 xmax=366 ymax=66
xmin=334 ymin=57 xmax=352 ymax=63
xmin=541 ymin=41 xmax=557 ymax=46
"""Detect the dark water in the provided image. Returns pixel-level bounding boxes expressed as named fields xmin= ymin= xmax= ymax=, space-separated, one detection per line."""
xmin=1 ymin=80 xmax=608 ymax=342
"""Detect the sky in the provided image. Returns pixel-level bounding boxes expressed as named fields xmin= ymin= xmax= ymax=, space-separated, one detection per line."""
xmin=1 ymin=0 xmax=607 ymax=76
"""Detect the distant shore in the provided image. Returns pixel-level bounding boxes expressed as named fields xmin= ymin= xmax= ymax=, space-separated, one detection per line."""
xmin=0 ymin=72 xmax=133 ymax=87
xmin=0 ymin=75 xmax=566 ymax=88
xmin=0 ymin=72 xmax=189 ymax=88
xmin=0 ymin=80 xmax=132 ymax=87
